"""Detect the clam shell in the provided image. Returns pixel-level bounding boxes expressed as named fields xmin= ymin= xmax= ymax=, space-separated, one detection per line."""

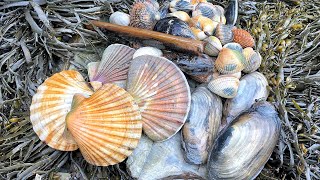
xmin=130 ymin=2 xmax=160 ymax=30
xmin=192 ymin=3 xmax=225 ymax=23
xmin=89 ymin=44 xmax=136 ymax=89
xmin=169 ymin=0 xmax=194 ymax=12
xmin=208 ymin=101 xmax=281 ymax=179
xmin=182 ymin=86 xmax=222 ymax=165
xmin=30 ymin=70 xmax=93 ymax=151
xmin=204 ymin=36 xmax=222 ymax=56
xmin=214 ymin=23 xmax=234 ymax=45
xmin=154 ymin=17 xmax=196 ymax=39
xmin=215 ymin=48 xmax=246 ymax=74
xmin=232 ymin=28 xmax=255 ymax=48
xmin=242 ymin=47 xmax=262 ymax=73
xmin=223 ymin=42 xmax=243 ymax=53
xmin=126 ymin=55 xmax=191 ymax=141
xmin=207 ymin=75 xmax=240 ymax=98
xmin=109 ymin=11 xmax=130 ymax=26
xmin=223 ymin=72 xmax=268 ymax=124
xmin=133 ymin=47 xmax=163 ymax=59
xmin=167 ymin=11 xmax=190 ymax=22
xmin=66 ymin=84 xmax=142 ymax=166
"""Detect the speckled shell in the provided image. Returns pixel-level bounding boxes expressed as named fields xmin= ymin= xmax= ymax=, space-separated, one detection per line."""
xmin=232 ymin=28 xmax=255 ymax=48
xmin=66 ymin=84 xmax=142 ymax=166
xmin=133 ymin=47 xmax=163 ymax=59
xmin=109 ymin=11 xmax=130 ymax=26
xmin=204 ymin=36 xmax=222 ymax=56
xmin=130 ymin=2 xmax=160 ymax=30
xmin=88 ymin=44 xmax=136 ymax=89
xmin=192 ymin=3 xmax=225 ymax=23
xmin=207 ymin=75 xmax=240 ymax=98
xmin=214 ymin=23 xmax=234 ymax=45
xmin=126 ymin=55 xmax=191 ymax=142
xmin=242 ymin=47 xmax=262 ymax=73
xmin=154 ymin=17 xmax=196 ymax=39
xmin=215 ymin=48 xmax=246 ymax=74
xmin=208 ymin=101 xmax=281 ymax=179
xmin=182 ymin=86 xmax=222 ymax=165
xmin=223 ymin=42 xmax=243 ymax=53
xmin=167 ymin=11 xmax=190 ymax=22
xmin=30 ymin=70 xmax=93 ymax=151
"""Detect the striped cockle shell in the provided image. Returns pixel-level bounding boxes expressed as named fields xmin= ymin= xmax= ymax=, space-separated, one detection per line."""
xmin=66 ymin=84 xmax=142 ymax=166
xmin=242 ymin=47 xmax=262 ymax=73
xmin=207 ymin=75 xmax=240 ymax=98
xmin=215 ymin=48 xmax=246 ymax=74
xmin=126 ymin=55 xmax=191 ymax=142
xmin=109 ymin=11 xmax=130 ymax=26
xmin=30 ymin=70 xmax=93 ymax=151
xmin=232 ymin=28 xmax=255 ymax=48
xmin=215 ymin=23 xmax=234 ymax=45
xmin=130 ymin=2 xmax=160 ymax=30
xmin=223 ymin=42 xmax=243 ymax=53
xmin=133 ymin=47 xmax=163 ymax=59
xmin=204 ymin=36 xmax=222 ymax=56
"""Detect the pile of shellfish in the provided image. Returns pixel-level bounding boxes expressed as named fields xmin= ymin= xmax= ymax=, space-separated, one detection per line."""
xmin=29 ymin=0 xmax=281 ymax=179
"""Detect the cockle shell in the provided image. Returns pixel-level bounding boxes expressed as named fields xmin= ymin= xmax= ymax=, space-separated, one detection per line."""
xmin=223 ymin=42 xmax=243 ymax=53
xmin=169 ymin=0 xmax=194 ymax=12
xmin=223 ymin=72 xmax=269 ymax=124
xmin=204 ymin=36 xmax=222 ymax=56
xmin=215 ymin=48 xmax=246 ymax=74
xmin=215 ymin=23 xmax=234 ymax=45
xmin=133 ymin=47 xmax=163 ymax=59
xmin=207 ymin=75 xmax=240 ymax=98
xmin=130 ymin=2 xmax=160 ymax=30
xmin=109 ymin=11 xmax=130 ymax=26
xmin=154 ymin=17 xmax=196 ymax=39
xmin=30 ymin=70 xmax=93 ymax=151
xmin=167 ymin=11 xmax=190 ymax=22
xmin=208 ymin=101 xmax=281 ymax=179
xmin=192 ymin=3 xmax=226 ymax=24
xmin=66 ymin=84 xmax=142 ymax=166
xmin=232 ymin=28 xmax=255 ymax=48
xmin=137 ymin=0 xmax=160 ymax=10
xmin=126 ymin=55 xmax=191 ymax=141
xmin=88 ymin=44 xmax=136 ymax=90
xmin=182 ymin=86 xmax=222 ymax=165
xmin=242 ymin=47 xmax=262 ymax=73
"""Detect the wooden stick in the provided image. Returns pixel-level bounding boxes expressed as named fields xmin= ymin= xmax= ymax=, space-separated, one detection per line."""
xmin=88 ymin=20 xmax=206 ymax=55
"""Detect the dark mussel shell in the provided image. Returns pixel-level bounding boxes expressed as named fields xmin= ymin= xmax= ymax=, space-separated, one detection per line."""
xmin=225 ymin=0 xmax=238 ymax=26
xmin=153 ymin=17 xmax=196 ymax=39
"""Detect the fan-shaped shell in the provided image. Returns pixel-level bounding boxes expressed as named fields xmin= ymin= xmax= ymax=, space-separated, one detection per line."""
xmin=126 ymin=55 xmax=191 ymax=141
xmin=182 ymin=86 xmax=222 ymax=165
xmin=242 ymin=47 xmax=262 ymax=73
xmin=66 ymin=84 xmax=142 ymax=166
xmin=208 ymin=101 xmax=281 ymax=179
xmin=154 ymin=17 xmax=196 ymax=39
xmin=215 ymin=48 xmax=246 ymax=74
xmin=232 ymin=28 xmax=255 ymax=48
xmin=30 ymin=70 xmax=93 ymax=151
xmin=109 ymin=11 xmax=130 ymax=26
xmin=214 ymin=23 xmax=234 ymax=45
xmin=207 ymin=75 xmax=240 ymax=98
xmin=204 ymin=36 xmax=222 ymax=56
xmin=223 ymin=42 xmax=243 ymax=53
xmin=133 ymin=47 xmax=163 ymax=59
xmin=130 ymin=2 xmax=160 ymax=30
xmin=88 ymin=44 xmax=136 ymax=89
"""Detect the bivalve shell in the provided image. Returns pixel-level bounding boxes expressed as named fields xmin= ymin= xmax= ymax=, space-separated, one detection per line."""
xmin=126 ymin=55 xmax=191 ymax=141
xmin=133 ymin=47 xmax=163 ymax=59
xmin=130 ymin=2 xmax=160 ymax=30
xmin=207 ymin=75 xmax=240 ymax=98
xmin=109 ymin=11 xmax=130 ymax=26
xmin=214 ymin=23 xmax=234 ymax=45
xmin=66 ymin=84 xmax=142 ymax=166
xmin=215 ymin=48 xmax=246 ymax=74
xmin=30 ymin=70 xmax=93 ymax=151
xmin=223 ymin=42 xmax=243 ymax=53
xmin=154 ymin=17 xmax=196 ymax=39
xmin=169 ymin=0 xmax=194 ymax=12
xmin=167 ymin=11 xmax=190 ymax=22
xmin=204 ymin=36 xmax=222 ymax=56
xmin=189 ymin=15 xmax=218 ymax=35
xmin=192 ymin=3 xmax=225 ymax=23
xmin=242 ymin=47 xmax=262 ymax=73
xmin=232 ymin=28 xmax=255 ymax=48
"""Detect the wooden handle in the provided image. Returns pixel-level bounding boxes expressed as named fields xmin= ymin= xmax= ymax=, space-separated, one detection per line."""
xmin=88 ymin=20 xmax=206 ymax=55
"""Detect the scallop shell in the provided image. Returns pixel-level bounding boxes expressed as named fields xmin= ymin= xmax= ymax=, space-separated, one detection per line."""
xmin=30 ymin=70 xmax=93 ymax=151
xmin=88 ymin=44 xmax=136 ymax=89
xmin=66 ymin=84 xmax=142 ymax=166
xmin=192 ymin=3 xmax=225 ymax=23
xmin=182 ymin=86 xmax=222 ymax=165
xmin=214 ymin=23 xmax=234 ymax=45
xmin=215 ymin=48 xmax=246 ymax=74
xmin=130 ymin=2 xmax=160 ymax=30
xmin=126 ymin=55 xmax=191 ymax=141
xmin=167 ymin=11 xmax=190 ymax=22
xmin=207 ymin=75 xmax=240 ymax=98
xmin=208 ymin=101 xmax=281 ymax=179
xmin=223 ymin=42 xmax=243 ymax=53
xmin=232 ymin=28 xmax=255 ymax=48
xmin=109 ymin=11 xmax=130 ymax=26
xmin=242 ymin=47 xmax=262 ymax=73
xmin=154 ymin=17 xmax=196 ymax=39
xmin=204 ymin=36 xmax=222 ymax=56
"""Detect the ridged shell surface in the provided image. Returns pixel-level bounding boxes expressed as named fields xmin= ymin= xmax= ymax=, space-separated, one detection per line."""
xmin=215 ymin=48 xmax=246 ymax=74
xmin=193 ymin=3 xmax=225 ymax=23
xmin=204 ymin=36 xmax=222 ymax=56
xmin=208 ymin=101 xmax=281 ymax=179
xmin=232 ymin=28 xmax=255 ymax=48
xmin=66 ymin=84 xmax=142 ymax=166
xmin=126 ymin=55 xmax=191 ymax=141
xmin=215 ymin=23 xmax=234 ymax=45
xmin=89 ymin=44 xmax=136 ymax=89
xmin=182 ymin=86 xmax=222 ymax=165
xmin=109 ymin=11 xmax=130 ymax=26
xmin=208 ymin=75 xmax=240 ymax=98
xmin=242 ymin=47 xmax=262 ymax=73
xmin=223 ymin=42 xmax=243 ymax=53
xmin=130 ymin=2 xmax=160 ymax=30
xmin=223 ymin=72 xmax=268 ymax=124
xmin=154 ymin=17 xmax=196 ymax=39
xmin=133 ymin=47 xmax=163 ymax=59
xmin=30 ymin=70 xmax=93 ymax=151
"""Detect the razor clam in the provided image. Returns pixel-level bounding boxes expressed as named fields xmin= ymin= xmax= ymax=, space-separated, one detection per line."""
xmin=223 ymin=72 xmax=269 ymax=124
xmin=225 ymin=0 xmax=238 ymax=26
xmin=182 ymin=86 xmax=222 ymax=165
xmin=208 ymin=101 xmax=281 ymax=179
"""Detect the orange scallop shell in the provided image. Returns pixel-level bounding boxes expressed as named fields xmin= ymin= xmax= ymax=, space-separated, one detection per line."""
xmin=126 ymin=55 xmax=191 ymax=142
xmin=30 ymin=70 xmax=93 ymax=151
xmin=66 ymin=84 xmax=142 ymax=166
xmin=232 ymin=29 xmax=255 ymax=48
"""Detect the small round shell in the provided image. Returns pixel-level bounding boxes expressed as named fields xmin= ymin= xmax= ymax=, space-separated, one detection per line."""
xmin=208 ymin=75 xmax=240 ymax=98
xmin=215 ymin=48 xmax=246 ymax=74
xmin=204 ymin=36 xmax=222 ymax=56
xmin=109 ymin=11 xmax=130 ymax=26
xmin=242 ymin=47 xmax=262 ymax=73
xmin=130 ymin=2 xmax=160 ymax=30
xmin=232 ymin=28 xmax=255 ymax=48
xmin=215 ymin=23 xmax=234 ymax=45
xmin=133 ymin=47 xmax=163 ymax=59
xmin=223 ymin=42 xmax=243 ymax=53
